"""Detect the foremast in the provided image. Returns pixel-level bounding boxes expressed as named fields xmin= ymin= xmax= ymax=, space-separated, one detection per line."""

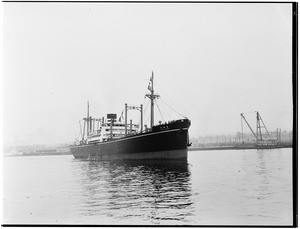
xmin=145 ymin=71 xmax=160 ymax=128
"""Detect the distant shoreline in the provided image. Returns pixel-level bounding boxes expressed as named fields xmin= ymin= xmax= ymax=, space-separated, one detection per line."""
xmin=4 ymin=152 xmax=72 ymax=157
xmin=189 ymin=143 xmax=293 ymax=151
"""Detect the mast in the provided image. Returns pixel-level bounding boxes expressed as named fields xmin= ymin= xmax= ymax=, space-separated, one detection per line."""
xmin=150 ymin=72 xmax=154 ymax=127
xmin=140 ymin=104 xmax=143 ymax=133
xmin=87 ymin=101 xmax=89 ymax=136
xmin=82 ymin=120 xmax=86 ymax=142
xmin=79 ymin=120 xmax=83 ymax=140
xmin=145 ymin=71 xmax=160 ymax=128
xmin=256 ymin=111 xmax=262 ymax=141
xmin=256 ymin=111 xmax=271 ymax=140
xmin=125 ymin=103 xmax=128 ymax=136
xmin=241 ymin=115 xmax=244 ymax=143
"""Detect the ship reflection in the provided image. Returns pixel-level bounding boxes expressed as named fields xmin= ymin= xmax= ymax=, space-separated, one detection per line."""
xmin=75 ymin=159 xmax=194 ymax=224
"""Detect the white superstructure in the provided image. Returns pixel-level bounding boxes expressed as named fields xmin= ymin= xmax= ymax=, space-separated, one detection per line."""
xmin=87 ymin=119 xmax=139 ymax=144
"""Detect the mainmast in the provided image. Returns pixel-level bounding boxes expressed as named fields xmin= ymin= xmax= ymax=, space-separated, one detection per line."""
xmin=145 ymin=71 xmax=160 ymax=128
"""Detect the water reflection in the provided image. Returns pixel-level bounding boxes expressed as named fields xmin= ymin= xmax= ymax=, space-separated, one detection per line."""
xmin=238 ymin=150 xmax=283 ymax=222
xmin=73 ymin=159 xmax=194 ymax=224
xmin=258 ymin=151 xmax=280 ymax=198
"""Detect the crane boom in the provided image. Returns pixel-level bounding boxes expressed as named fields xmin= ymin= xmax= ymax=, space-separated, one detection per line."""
xmin=241 ymin=113 xmax=257 ymax=139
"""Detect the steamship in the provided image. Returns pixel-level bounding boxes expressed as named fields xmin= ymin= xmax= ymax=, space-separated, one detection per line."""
xmin=70 ymin=73 xmax=191 ymax=160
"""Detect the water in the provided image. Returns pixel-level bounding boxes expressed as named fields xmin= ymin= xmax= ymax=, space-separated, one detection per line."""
xmin=3 ymin=148 xmax=293 ymax=225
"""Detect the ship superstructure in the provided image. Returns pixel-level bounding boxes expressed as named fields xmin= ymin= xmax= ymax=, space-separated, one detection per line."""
xmin=84 ymin=115 xmax=140 ymax=144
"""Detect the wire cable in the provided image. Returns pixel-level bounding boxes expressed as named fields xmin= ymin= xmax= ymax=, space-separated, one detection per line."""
xmin=160 ymin=98 xmax=187 ymax=119
xmin=155 ymin=100 xmax=165 ymax=123
xmin=143 ymin=99 xmax=150 ymax=126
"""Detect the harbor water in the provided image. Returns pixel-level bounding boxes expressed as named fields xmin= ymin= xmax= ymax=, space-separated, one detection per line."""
xmin=3 ymin=148 xmax=293 ymax=225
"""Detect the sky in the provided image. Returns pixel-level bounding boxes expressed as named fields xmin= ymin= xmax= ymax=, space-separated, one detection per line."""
xmin=3 ymin=2 xmax=294 ymax=146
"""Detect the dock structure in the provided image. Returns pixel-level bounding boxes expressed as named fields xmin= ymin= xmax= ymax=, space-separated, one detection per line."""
xmin=188 ymin=143 xmax=292 ymax=151
xmin=189 ymin=111 xmax=292 ymax=152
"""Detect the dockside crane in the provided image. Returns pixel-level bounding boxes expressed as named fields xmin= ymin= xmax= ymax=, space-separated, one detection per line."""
xmin=241 ymin=113 xmax=257 ymax=142
xmin=255 ymin=111 xmax=272 ymax=141
xmin=240 ymin=111 xmax=273 ymax=144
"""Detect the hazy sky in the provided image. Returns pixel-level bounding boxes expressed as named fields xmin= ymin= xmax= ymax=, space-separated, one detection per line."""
xmin=3 ymin=2 xmax=293 ymax=145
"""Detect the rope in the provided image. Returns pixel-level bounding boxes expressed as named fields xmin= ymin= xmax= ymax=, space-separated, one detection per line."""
xmin=155 ymin=100 xmax=165 ymax=123
xmin=160 ymin=98 xmax=187 ymax=119
xmin=155 ymin=82 xmax=187 ymax=117
xmin=143 ymin=99 xmax=150 ymax=126
xmin=157 ymin=99 xmax=171 ymax=121
xmin=118 ymin=110 xmax=124 ymax=122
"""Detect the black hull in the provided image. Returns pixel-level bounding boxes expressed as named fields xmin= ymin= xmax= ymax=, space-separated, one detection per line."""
xmin=70 ymin=119 xmax=191 ymax=160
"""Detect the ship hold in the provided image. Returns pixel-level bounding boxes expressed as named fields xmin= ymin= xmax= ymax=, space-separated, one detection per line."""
xmin=70 ymin=72 xmax=191 ymax=160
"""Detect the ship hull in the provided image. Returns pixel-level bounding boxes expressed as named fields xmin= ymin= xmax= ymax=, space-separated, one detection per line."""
xmin=70 ymin=119 xmax=190 ymax=160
